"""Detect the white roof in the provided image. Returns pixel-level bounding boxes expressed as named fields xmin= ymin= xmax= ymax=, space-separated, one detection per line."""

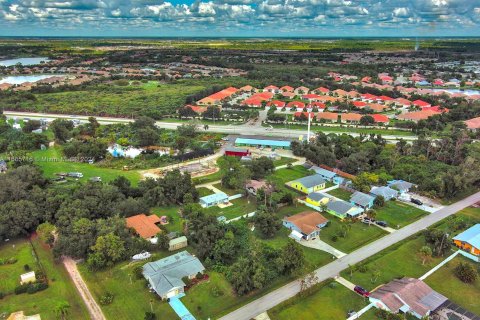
xmin=289 ymin=230 xmax=303 ymax=241
xmin=20 ymin=271 xmax=35 ymax=281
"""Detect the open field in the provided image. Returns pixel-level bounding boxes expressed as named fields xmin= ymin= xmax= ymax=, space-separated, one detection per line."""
xmin=320 ymin=218 xmax=388 ymax=253
xmin=375 ymin=201 xmax=428 ymax=228
xmin=0 ymin=238 xmax=89 ymax=319
xmin=29 ymin=147 xmax=142 ymax=185
xmin=268 ymin=280 xmax=368 ymax=320
xmin=425 ymin=256 xmax=480 ymax=315
xmin=205 ymin=197 xmax=257 ymax=220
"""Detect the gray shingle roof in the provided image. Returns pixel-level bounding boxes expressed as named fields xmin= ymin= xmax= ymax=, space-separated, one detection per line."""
xmin=310 ymin=166 xmax=337 ymax=179
xmin=388 ymin=180 xmax=413 ymax=192
xmin=350 ymin=191 xmax=375 ymax=207
xmin=370 ymin=186 xmax=398 ymax=199
xmin=293 ymin=174 xmax=326 ymax=188
xmin=143 ymin=251 xmax=205 ymax=296
xmin=307 ymin=192 xmax=329 ymax=202
xmin=327 ymin=200 xmax=356 ymax=215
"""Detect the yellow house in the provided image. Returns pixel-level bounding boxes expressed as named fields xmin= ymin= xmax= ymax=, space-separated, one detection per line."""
xmin=306 ymin=192 xmax=330 ymax=207
xmin=289 ymin=175 xmax=326 ymax=194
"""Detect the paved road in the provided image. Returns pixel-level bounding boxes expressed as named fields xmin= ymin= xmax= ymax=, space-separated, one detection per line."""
xmin=63 ymin=257 xmax=106 ymax=320
xmin=3 ymin=111 xmax=417 ymax=141
xmin=219 ymin=190 xmax=480 ymax=320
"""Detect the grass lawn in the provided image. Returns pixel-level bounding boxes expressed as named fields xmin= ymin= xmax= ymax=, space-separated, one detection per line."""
xmin=193 ymin=170 xmax=222 ymax=185
xmin=268 ymin=280 xmax=369 ymax=320
xmin=425 ymin=256 xmax=480 ymax=315
xmin=320 ymin=218 xmax=388 ymax=253
xmin=273 ymin=157 xmax=298 ymax=167
xmin=269 ymin=165 xmax=311 ymax=193
xmin=340 ymin=233 xmax=445 ymax=291
xmin=29 ymin=147 xmax=141 ymax=185
xmin=375 ymin=201 xmax=428 ymax=229
xmin=79 ymin=252 xmax=178 ymax=320
xmin=150 ymin=205 xmax=183 ymax=233
xmin=205 ymin=197 xmax=257 ymax=220
xmin=326 ymin=188 xmax=353 ymax=201
xmin=197 ymin=187 xmax=215 ymax=197
xmin=212 ymin=183 xmax=242 ymax=196
xmin=0 ymin=238 xmax=89 ymax=319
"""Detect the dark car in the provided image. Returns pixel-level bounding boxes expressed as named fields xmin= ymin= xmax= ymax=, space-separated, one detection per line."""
xmin=376 ymin=221 xmax=388 ymax=227
xmin=411 ymin=198 xmax=423 ymax=205
xmin=354 ymin=285 xmax=370 ymax=297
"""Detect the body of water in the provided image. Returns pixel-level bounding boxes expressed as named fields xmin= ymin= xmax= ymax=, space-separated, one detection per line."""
xmin=432 ymin=88 xmax=480 ymax=96
xmin=0 ymin=57 xmax=50 ymax=67
xmin=0 ymin=74 xmax=64 ymax=85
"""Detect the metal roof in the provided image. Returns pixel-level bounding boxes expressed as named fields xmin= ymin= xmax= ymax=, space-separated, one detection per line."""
xmin=293 ymin=175 xmax=326 ymax=188
xmin=199 ymin=192 xmax=228 ymax=203
xmin=327 ymin=200 xmax=356 ymax=215
xmin=370 ymin=186 xmax=398 ymax=199
xmin=453 ymin=224 xmax=480 ymax=249
xmin=235 ymin=137 xmax=291 ymax=147
xmin=350 ymin=191 xmax=375 ymax=207
xmin=311 ymin=166 xmax=337 ymax=179
xmin=307 ymin=192 xmax=329 ymax=201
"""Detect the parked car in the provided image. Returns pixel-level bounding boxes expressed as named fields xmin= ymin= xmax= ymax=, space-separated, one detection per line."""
xmin=376 ymin=221 xmax=388 ymax=227
xmin=354 ymin=285 xmax=370 ymax=297
xmin=67 ymin=172 xmax=83 ymax=178
xmin=411 ymin=198 xmax=423 ymax=205
xmin=89 ymin=176 xmax=102 ymax=182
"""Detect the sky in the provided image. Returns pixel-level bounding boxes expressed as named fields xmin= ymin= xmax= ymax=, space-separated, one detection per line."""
xmin=0 ymin=0 xmax=480 ymax=37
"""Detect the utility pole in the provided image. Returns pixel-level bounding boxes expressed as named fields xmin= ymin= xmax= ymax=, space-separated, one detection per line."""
xmin=307 ymin=111 xmax=312 ymax=143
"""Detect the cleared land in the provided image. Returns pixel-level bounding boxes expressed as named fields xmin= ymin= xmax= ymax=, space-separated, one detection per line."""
xmin=268 ymin=280 xmax=368 ymax=320
xmin=375 ymin=201 xmax=428 ymax=228
xmin=29 ymin=147 xmax=141 ymax=185
xmin=0 ymin=238 xmax=89 ymax=319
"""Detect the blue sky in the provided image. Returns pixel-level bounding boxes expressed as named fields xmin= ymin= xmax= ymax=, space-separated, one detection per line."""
xmin=1 ymin=0 xmax=480 ymax=37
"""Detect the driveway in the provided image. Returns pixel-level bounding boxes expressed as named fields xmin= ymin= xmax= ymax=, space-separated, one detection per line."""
xmin=219 ymin=190 xmax=480 ymax=320
xmin=298 ymin=238 xmax=346 ymax=258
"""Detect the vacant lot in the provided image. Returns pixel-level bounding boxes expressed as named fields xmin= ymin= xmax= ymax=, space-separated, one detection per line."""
xmin=326 ymin=188 xmax=353 ymax=201
xmin=425 ymin=256 xmax=480 ymax=315
xmin=0 ymin=238 xmax=89 ymax=319
xmin=375 ymin=201 xmax=428 ymax=228
xmin=320 ymin=218 xmax=388 ymax=253
xmin=30 ymin=147 xmax=141 ymax=185
xmin=268 ymin=280 xmax=368 ymax=320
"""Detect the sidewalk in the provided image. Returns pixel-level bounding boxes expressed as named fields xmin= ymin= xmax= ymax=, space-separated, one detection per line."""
xmin=419 ymin=250 xmax=460 ymax=280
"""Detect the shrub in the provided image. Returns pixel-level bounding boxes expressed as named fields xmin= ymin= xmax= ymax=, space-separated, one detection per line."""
xmin=454 ymin=262 xmax=478 ymax=283
xmin=330 ymin=235 xmax=338 ymax=242
xmin=27 ymin=282 xmax=48 ymax=294
xmin=211 ymin=285 xmax=224 ymax=297
xmin=24 ymin=264 xmax=30 ymax=271
xmin=0 ymin=291 xmax=4 ymax=299
xmin=14 ymin=284 xmax=29 ymax=295
xmin=133 ymin=265 xmax=144 ymax=280
xmin=144 ymin=312 xmax=156 ymax=320
xmin=195 ymin=272 xmax=204 ymax=280
xmin=357 ymin=264 xmax=368 ymax=273
xmin=99 ymin=292 xmax=114 ymax=305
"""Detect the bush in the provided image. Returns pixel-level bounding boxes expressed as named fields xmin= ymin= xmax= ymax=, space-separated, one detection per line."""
xmin=99 ymin=292 xmax=115 ymax=305
xmin=454 ymin=262 xmax=478 ymax=283
xmin=357 ymin=264 xmax=368 ymax=273
xmin=27 ymin=282 xmax=48 ymax=294
xmin=330 ymin=235 xmax=338 ymax=242
xmin=211 ymin=285 xmax=224 ymax=297
xmin=195 ymin=272 xmax=204 ymax=280
xmin=0 ymin=291 xmax=4 ymax=299
xmin=14 ymin=284 xmax=29 ymax=295
xmin=144 ymin=312 xmax=156 ymax=320
xmin=24 ymin=264 xmax=31 ymax=271
xmin=133 ymin=265 xmax=144 ymax=280
xmin=0 ymin=257 xmax=17 ymax=265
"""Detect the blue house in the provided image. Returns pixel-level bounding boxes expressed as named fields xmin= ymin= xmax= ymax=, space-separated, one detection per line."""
xmin=311 ymin=166 xmax=337 ymax=181
xmin=199 ymin=192 xmax=229 ymax=208
xmin=350 ymin=191 xmax=375 ymax=210
xmin=370 ymin=186 xmax=399 ymax=201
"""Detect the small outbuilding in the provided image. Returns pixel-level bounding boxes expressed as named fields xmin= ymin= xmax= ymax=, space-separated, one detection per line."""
xmin=20 ymin=271 xmax=36 ymax=285
xmin=169 ymin=236 xmax=188 ymax=251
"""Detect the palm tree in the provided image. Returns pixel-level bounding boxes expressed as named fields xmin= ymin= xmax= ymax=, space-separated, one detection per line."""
xmin=371 ymin=269 xmax=381 ymax=284
xmin=54 ymin=301 xmax=70 ymax=320
xmin=366 ymin=209 xmax=377 ymax=226
xmin=419 ymin=246 xmax=432 ymax=265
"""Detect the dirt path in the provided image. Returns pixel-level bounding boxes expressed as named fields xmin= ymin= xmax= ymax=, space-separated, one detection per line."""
xmin=63 ymin=257 xmax=106 ymax=320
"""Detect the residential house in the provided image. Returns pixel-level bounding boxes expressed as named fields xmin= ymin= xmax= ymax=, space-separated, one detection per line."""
xmin=317 ymin=112 xmax=340 ymax=123
xmin=293 ymin=112 xmax=314 ymax=120
xmin=289 ymin=175 xmax=326 ymax=194
xmin=465 ymin=116 xmax=480 ymax=131
xmin=397 ymin=110 xmax=440 ymax=122
xmin=341 ymin=113 xmax=362 ymax=124
xmin=313 ymin=87 xmax=330 ymax=95
xmin=126 ymin=214 xmax=162 ymax=243
xmin=371 ymin=114 xmax=390 ymax=124
xmin=370 ymin=186 xmax=398 ymax=201
xmin=143 ymin=251 xmax=205 ymax=299
xmin=369 ymin=278 xmax=447 ymax=319
xmin=266 ymin=100 xmax=286 ymax=109
xmin=395 ymin=98 xmax=412 ymax=108
xmin=282 ymin=211 xmax=329 ymax=240
xmin=350 ymin=191 xmax=375 ymax=209
xmin=453 ymin=224 xmax=480 ymax=262
xmin=305 ymin=192 xmax=331 ymax=207
xmin=294 ymin=86 xmax=309 ymax=95
xmin=326 ymin=200 xmax=363 ymax=218
xmin=199 ymin=192 xmax=229 ymax=208
xmin=280 ymin=85 xmax=294 ymax=92
xmin=169 ymin=236 xmax=188 ymax=251
xmin=264 ymin=85 xmax=279 ymax=93
xmin=246 ymin=180 xmax=273 ymax=196
xmin=287 ymin=101 xmax=306 ymax=110
xmin=388 ymin=180 xmax=414 ymax=194
xmin=310 ymin=166 xmax=337 ymax=182
xmin=302 ymin=94 xmax=322 ymax=102
xmin=412 ymin=99 xmax=431 ymax=108
xmin=240 ymin=85 xmax=254 ymax=92
xmin=197 ymin=87 xmax=237 ymax=105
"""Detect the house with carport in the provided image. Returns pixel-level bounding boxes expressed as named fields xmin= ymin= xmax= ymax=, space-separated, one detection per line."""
xmin=350 ymin=191 xmax=375 ymax=210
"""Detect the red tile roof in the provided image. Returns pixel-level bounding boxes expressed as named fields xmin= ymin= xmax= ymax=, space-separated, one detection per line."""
xmin=465 ymin=116 xmax=480 ymax=129
xmin=342 ymin=113 xmax=362 ymax=122
xmin=317 ymin=112 xmax=339 ymax=121
xmin=126 ymin=214 xmax=161 ymax=239
xmin=412 ymin=99 xmax=430 ymax=107
xmin=280 ymin=85 xmax=294 ymax=92
xmin=308 ymin=102 xmax=326 ymax=109
xmin=302 ymin=94 xmax=322 ymax=100
xmin=371 ymin=114 xmax=389 ymax=123
xmin=353 ymin=101 xmax=367 ymax=108
xmin=287 ymin=101 xmax=306 ymax=109
xmin=294 ymin=111 xmax=315 ymax=119
xmin=397 ymin=110 xmax=440 ymax=121
xmin=314 ymin=87 xmax=330 ymax=93
xmin=267 ymin=100 xmax=286 ymax=108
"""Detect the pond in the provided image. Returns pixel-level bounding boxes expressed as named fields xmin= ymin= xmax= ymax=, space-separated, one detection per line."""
xmin=0 ymin=57 xmax=50 ymax=67
xmin=432 ymin=88 xmax=480 ymax=96
xmin=0 ymin=74 xmax=64 ymax=85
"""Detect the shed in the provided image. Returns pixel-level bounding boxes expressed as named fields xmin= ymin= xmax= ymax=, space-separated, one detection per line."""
xmin=20 ymin=271 xmax=36 ymax=285
xmin=169 ymin=236 xmax=188 ymax=251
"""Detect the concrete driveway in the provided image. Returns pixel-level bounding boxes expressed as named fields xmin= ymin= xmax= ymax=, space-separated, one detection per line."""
xmin=298 ymin=238 xmax=346 ymax=258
